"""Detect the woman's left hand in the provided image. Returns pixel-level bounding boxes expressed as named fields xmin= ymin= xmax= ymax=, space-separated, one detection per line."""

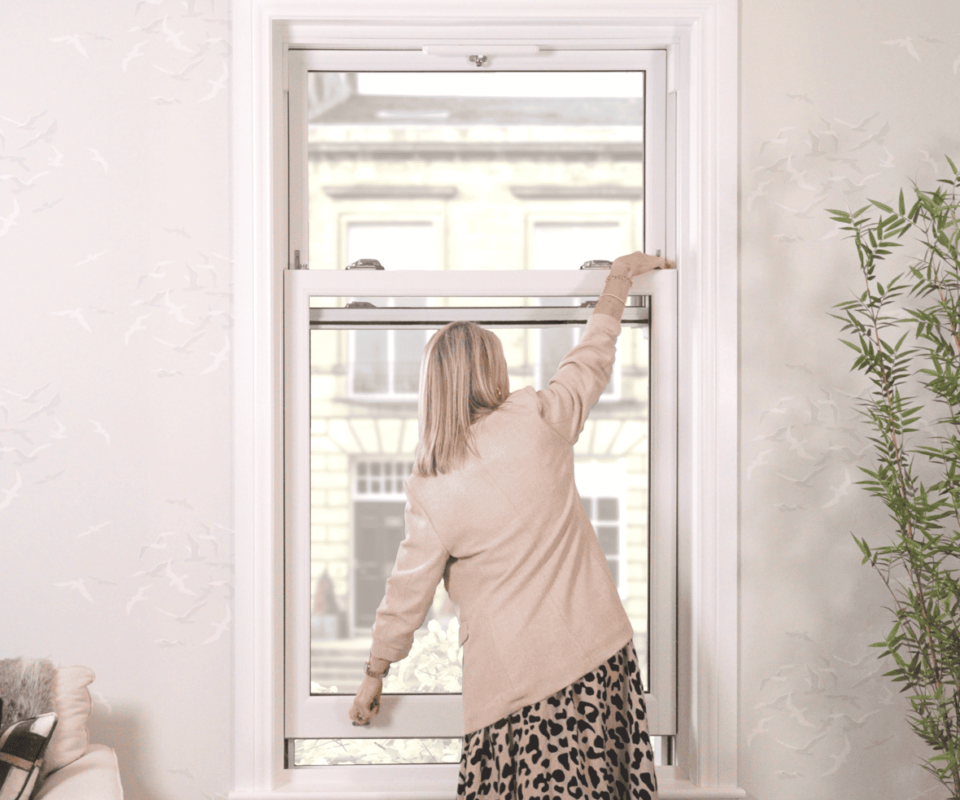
xmin=348 ymin=675 xmax=383 ymax=726
xmin=612 ymin=251 xmax=671 ymax=279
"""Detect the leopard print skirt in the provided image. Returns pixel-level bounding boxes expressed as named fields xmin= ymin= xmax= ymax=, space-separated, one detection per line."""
xmin=457 ymin=640 xmax=658 ymax=800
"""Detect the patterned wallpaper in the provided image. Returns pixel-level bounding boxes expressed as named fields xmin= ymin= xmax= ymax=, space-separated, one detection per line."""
xmin=3 ymin=0 xmax=960 ymax=799
xmin=0 ymin=2 xmax=232 ymax=799
xmin=740 ymin=1 xmax=960 ymax=798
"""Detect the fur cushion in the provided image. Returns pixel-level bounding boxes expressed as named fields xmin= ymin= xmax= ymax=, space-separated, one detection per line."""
xmin=0 ymin=662 xmax=54 ymax=734
xmin=0 ymin=661 xmax=94 ymax=778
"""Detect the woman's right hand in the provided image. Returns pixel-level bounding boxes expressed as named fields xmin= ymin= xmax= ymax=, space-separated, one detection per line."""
xmin=348 ymin=674 xmax=383 ymax=727
xmin=612 ymin=251 xmax=670 ymax=279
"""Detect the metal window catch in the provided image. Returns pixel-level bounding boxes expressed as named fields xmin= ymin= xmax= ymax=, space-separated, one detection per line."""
xmin=469 ymin=55 xmax=487 ymax=67
xmin=292 ymin=249 xmax=307 ymax=270
xmin=344 ymin=301 xmax=378 ymax=309
xmin=579 ymin=260 xmax=613 ymax=270
xmin=346 ymin=259 xmax=385 ymax=270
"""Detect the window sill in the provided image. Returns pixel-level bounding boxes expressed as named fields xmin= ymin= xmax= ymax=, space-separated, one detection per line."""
xmin=228 ymin=767 xmax=746 ymax=800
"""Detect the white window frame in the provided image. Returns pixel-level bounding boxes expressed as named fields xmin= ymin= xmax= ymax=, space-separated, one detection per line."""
xmin=284 ymin=268 xmax=676 ymax=756
xmin=286 ymin=37 xmax=671 ymax=718
xmin=288 ymin=46 xmax=671 ymax=760
xmin=231 ymin=3 xmax=740 ymax=799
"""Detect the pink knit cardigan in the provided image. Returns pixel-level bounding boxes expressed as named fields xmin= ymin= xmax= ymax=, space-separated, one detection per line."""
xmin=370 ymin=312 xmax=634 ymax=734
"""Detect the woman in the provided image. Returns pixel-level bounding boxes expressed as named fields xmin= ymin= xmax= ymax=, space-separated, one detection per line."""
xmin=349 ymin=251 xmax=666 ymax=800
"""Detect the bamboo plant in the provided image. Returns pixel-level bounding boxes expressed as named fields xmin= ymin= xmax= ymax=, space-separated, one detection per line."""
xmin=830 ymin=157 xmax=960 ymax=798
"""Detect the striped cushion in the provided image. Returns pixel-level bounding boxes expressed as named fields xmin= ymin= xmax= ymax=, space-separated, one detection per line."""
xmin=0 ymin=713 xmax=57 ymax=800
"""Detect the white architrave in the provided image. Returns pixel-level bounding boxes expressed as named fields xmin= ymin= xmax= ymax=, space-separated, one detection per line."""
xmin=231 ymin=2 xmax=740 ymax=798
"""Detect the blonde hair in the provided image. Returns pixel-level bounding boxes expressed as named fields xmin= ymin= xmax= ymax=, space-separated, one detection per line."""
xmin=414 ymin=321 xmax=510 ymax=477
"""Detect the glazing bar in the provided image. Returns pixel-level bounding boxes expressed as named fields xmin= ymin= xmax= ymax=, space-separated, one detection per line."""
xmin=309 ymin=305 xmax=649 ymax=329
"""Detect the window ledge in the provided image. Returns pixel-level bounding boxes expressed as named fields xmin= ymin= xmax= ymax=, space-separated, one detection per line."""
xmin=227 ymin=767 xmax=745 ymax=800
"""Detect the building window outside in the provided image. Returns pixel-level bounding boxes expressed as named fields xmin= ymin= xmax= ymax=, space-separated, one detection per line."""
xmin=344 ymin=222 xmax=435 ymax=399
xmin=582 ymin=494 xmax=624 ymax=587
xmin=532 ymin=222 xmax=628 ymax=400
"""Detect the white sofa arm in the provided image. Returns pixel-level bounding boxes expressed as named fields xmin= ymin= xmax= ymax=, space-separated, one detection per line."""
xmin=34 ymin=745 xmax=124 ymax=800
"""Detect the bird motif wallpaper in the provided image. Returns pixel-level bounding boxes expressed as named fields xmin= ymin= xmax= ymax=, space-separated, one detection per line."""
xmin=740 ymin=1 xmax=960 ymax=798
xmin=1 ymin=2 xmax=233 ymax=799
xmin=2 ymin=0 xmax=960 ymax=799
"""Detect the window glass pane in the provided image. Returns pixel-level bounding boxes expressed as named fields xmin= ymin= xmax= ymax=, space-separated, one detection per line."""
xmin=352 ymin=330 xmax=388 ymax=394
xmin=346 ymin=222 xmax=439 ymax=271
xmin=394 ymin=329 xmax=427 ymax=393
xmin=575 ymin=461 xmax=648 ymax=688
xmin=531 ymin=222 xmax=624 ymax=272
xmin=597 ymin=497 xmax=619 ymax=521
xmin=309 ymin=304 xmax=649 ymax=695
xmin=294 ymin=738 xmax=462 ymax=766
xmin=597 ymin=525 xmax=619 ymax=553
xmin=355 ymin=71 xmax=647 ymax=98
xmin=539 ymin=327 xmax=576 ymax=390
xmin=607 ymin=559 xmax=619 ymax=586
xmin=307 ymin=72 xmax=644 ymax=271
xmin=348 ymin=295 xmax=427 ymax=398
xmin=292 ymin=735 xmax=671 ymax=767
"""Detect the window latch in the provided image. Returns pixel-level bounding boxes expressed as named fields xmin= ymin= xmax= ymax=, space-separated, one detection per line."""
xmin=579 ymin=252 xmax=661 ymax=270
xmin=291 ymin=249 xmax=307 ymax=270
xmin=346 ymin=259 xmax=385 ymax=270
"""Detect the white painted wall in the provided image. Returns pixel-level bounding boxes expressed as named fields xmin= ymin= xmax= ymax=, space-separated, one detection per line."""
xmin=2 ymin=1 xmax=959 ymax=798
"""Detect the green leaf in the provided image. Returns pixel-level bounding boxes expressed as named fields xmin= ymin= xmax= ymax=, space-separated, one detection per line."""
xmin=826 ymin=209 xmax=852 ymax=220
